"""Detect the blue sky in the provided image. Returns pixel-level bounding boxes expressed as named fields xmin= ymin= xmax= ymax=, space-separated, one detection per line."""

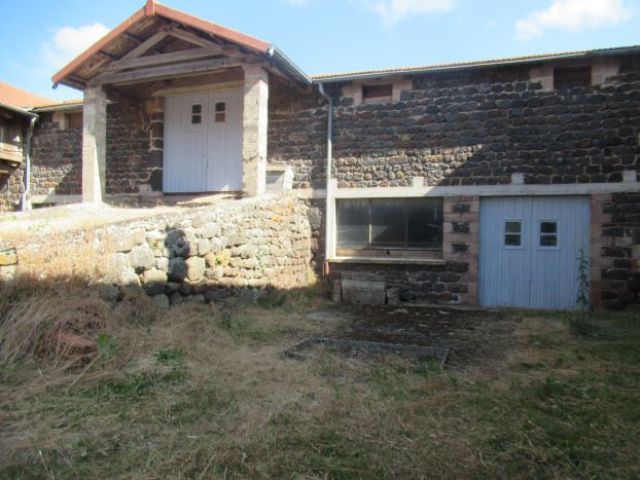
xmin=1 ymin=0 xmax=639 ymax=101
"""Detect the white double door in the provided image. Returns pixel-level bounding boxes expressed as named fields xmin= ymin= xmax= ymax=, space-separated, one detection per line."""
xmin=164 ymin=88 xmax=243 ymax=193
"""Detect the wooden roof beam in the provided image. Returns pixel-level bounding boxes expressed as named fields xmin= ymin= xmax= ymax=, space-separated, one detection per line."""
xmin=89 ymin=57 xmax=242 ymax=86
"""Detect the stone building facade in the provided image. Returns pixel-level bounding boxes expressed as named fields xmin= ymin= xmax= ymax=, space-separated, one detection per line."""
xmin=1 ymin=0 xmax=638 ymax=309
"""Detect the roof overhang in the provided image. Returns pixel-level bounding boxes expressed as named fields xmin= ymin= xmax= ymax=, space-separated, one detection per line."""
xmin=53 ymin=0 xmax=310 ymax=89
xmin=0 ymin=102 xmax=38 ymax=119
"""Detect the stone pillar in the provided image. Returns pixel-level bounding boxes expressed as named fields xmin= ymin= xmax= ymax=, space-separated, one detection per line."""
xmin=443 ymin=196 xmax=480 ymax=305
xmin=242 ymin=65 xmax=269 ymax=197
xmin=82 ymin=86 xmax=107 ymax=203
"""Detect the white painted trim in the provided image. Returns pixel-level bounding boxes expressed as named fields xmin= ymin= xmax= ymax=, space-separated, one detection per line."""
xmin=331 ymin=182 xmax=640 ymax=199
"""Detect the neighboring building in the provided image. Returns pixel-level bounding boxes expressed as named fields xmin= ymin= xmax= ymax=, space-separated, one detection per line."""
xmin=0 ymin=82 xmax=53 ymax=210
xmin=2 ymin=0 xmax=639 ymax=309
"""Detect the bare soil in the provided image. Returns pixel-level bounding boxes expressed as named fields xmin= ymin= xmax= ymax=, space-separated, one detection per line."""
xmin=319 ymin=304 xmax=516 ymax=367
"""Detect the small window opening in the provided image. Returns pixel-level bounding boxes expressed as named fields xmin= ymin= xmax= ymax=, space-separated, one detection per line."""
xmin=67 ymin=112 xmax=83 ymax=129
xmin=215 ymin=102 xmax=226 ymax=123
xmin=362 ymin=84 xmax=393 ymax=103
xmin=191 ymin=104 xmax=202 ymax=125
xmin=539 ymin=221 xmax=558 ymax=247
xmin=504 ymin=221 xmax=522 ymax=247
xmin=553 ymin=66 xmax=592 ymax=90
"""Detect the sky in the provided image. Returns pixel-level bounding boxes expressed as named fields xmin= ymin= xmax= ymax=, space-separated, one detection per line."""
xmin=1 ymin=0 xmax=639 ymax=101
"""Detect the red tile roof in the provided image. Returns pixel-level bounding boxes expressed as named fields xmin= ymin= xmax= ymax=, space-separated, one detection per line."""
xmin=52 ymin=0 xmax=272 ymax=87
xmin=0 ymin=81 xmax=55 ymax=110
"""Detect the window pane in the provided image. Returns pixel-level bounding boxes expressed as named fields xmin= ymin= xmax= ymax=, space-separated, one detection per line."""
xmin=505 ymin=234 xmax=521 ymax=246
xmin=505 ymin=221 xmax=521 ymax=234
xmin=371 ymin=199 xmax=406 ymax=247
xmin=540 ymin=235 xmax=557 ymax=247
xmin=215 ymin=102 xmax=226 ymax=112
xmin=192 ymin=104 xmax=202 ymax=114
xmin=215 ymin=112 xmax=226 ymax=123
xmin=337 ymin=200 xmax=369 ymax=249
xmin=191 ymin=115 xmax=202 ymax=125
xmin=541 ymin=221 xmax=557 ymax=234
xmin=407 ymin=198 xmax=442 ymax=249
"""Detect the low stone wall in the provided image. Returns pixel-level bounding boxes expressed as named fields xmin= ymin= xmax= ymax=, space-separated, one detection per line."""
xmin=3 ymin=195 xmax=313 ymax=304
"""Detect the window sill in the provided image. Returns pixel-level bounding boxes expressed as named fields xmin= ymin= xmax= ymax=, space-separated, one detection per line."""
xmin=328 ymin=256 xmax=446 ymax=266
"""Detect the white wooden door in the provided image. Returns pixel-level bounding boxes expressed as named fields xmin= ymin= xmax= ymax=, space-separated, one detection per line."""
xmin=206 ymin=88 xmax=243 ymax=191
xmin=479 ymin=196 xmax=590 ymax=310
xmin=164 ymin=93 xmax=208 ymax=193
xmin=164 ymin=88 xmax=243 ymax=193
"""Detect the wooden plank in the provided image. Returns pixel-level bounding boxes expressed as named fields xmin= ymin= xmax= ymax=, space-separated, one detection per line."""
xmin=89 ymin=57 xmax=241 ymax=86
xmin=121 ymin=31 xmax=169 ymax=60
xmin=103 ymin=47 xmax=225 ymax=72
xmin=165 ymin=28 xmax=220 ymax=48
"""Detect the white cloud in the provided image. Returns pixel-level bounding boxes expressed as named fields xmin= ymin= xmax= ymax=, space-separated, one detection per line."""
xmin=368 ymin=0 xmax=455 ymax=25
xmin=516 ymin=0 xmax=632 ymax=40
xmin=41 ymin=23 xmax=110 ymax=69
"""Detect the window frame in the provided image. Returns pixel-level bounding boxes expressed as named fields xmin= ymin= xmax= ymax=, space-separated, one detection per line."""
xmin=214 ymin=101 xmax=226 ymax=123
xmin=191 ymin=104 xmax=203 ymax=125
xmin=336 ymin=197 xmax=444 ymax=257
xmin=503 ymin=220 xmax=524 ymax=250
xmin=537 ymin=219 xmax=561 ymax=251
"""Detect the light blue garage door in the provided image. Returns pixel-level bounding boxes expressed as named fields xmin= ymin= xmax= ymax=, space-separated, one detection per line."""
xmin=479 ymin=196 xmax=590 ymax=310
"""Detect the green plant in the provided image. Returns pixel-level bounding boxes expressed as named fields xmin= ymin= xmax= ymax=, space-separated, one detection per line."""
xmin=154 ymin=347 xmax=185 ymax=366
xmin=96 ymin=334 xmax=119 ymax=360
xmin=576 ymin=249 xmax=590 ymax=309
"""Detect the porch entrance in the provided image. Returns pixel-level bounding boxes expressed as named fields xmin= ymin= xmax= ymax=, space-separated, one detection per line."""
xmin=163 ymin=87 xmax=243 ymax=193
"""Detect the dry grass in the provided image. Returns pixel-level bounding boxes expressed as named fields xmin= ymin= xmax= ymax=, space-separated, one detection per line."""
xmin=0 ymin=285 xmax=639 ymax=479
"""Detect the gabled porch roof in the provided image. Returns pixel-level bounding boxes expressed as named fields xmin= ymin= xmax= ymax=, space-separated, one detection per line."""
xmin=52 ymin=0 xmax=310 ymax=90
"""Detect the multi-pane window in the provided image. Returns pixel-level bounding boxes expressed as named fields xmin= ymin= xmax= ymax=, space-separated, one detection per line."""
xmin=215 ymin=102 xmax=226 ymax=123
xmin=504 ymin=221 xmax=522 ymax=247
xmin=539 ymin=221 xmax=558 ymax=247
xmin=337 ymin=198 xmax=443 ymax=253
xmin=191 ymin=104 xmax=202 ymax=125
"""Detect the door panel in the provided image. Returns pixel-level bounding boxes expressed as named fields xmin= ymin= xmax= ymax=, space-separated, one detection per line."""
xmin=479 ymin=197 xmax=532 ymax=308
xmin=164 ymin=93 xmax=208 ymax=193
xmin=164 ymin=88 xmax=243 ymax=193
xmin=479 ymin=196 xmax=590 ymax=310
xmin=206 ymin=88 xmax=243 ymax=191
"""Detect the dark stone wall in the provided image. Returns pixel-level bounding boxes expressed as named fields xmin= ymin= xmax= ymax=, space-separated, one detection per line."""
xmin=600 ymin=192 xmax=640 ymax=308
xmin=329 ymin=262 xmax=472 ymax=304
xmin=29 ymin=97 xmax=162 ymax=198
xmin=268 ymin=74 xmax=327 ymax=189
xmin=0 ymin=163 xmax=24 ymax=211
xmin=268 ymin=54 xmax=640 ymax=189
xmin=31 ymin=112 xmax=82 ymax=196
xmin=106 ymin=97 xmax=162 ymax=194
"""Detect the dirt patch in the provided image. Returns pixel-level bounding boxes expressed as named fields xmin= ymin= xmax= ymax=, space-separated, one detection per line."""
xmin=325 ymin=304 xmax=518 ymax=368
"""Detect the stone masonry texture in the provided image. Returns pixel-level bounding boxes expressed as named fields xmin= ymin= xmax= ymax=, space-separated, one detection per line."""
xmin=268 ymin=54 xmax=640 ymax=189
xmin=4 ymin=195 xmax=313 ymax=304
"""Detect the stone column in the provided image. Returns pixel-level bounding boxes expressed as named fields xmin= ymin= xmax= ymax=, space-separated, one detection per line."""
xmin=443 ymin=196 xmax=480 ymax=305
xmin=82 ymin=86 xmax=107 ymax=203
xmin=242 ymin=65 xmax=269 ymax=197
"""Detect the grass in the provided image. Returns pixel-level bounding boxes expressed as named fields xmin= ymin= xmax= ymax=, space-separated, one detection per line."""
xmin=0 ymin=286 xmax=639 ymax=479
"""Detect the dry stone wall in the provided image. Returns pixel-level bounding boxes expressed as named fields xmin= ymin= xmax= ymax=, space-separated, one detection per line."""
xmin=3 ymin=195 xmax=313 ymax=305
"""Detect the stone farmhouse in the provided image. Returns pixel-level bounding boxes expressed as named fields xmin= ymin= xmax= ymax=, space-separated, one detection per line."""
xmin=0 ymin=0 xmax=639 ymax=310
